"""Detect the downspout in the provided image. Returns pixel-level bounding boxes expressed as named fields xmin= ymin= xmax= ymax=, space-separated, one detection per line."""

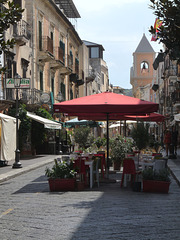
xmin=106 ymin=113 xmax=109 ymax=178
xmin=31 ymin=0 xmax=35 ymax=102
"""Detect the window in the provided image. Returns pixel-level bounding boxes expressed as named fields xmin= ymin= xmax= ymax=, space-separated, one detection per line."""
xmin=61 ymin=82 xmax=66 ymax=100
xmin=21 ymin=58 xmax=29 ymax=78
xmin=90 ymin=47 xmax=99 ymax=58
xmin=70 ymin=88 xmax=73 ymax=100
xmin=70 ymin=50 xmax=73 ymax=65
xmin=40 ymin=70 xmax=43 ymax=91
xmin=7 ymin=59 xmax=12 ymax=78
xmin=141 ymin=61 xmax=149 ymax=73
xmin=13 ymin=61 xmax=16 ymax=78
xmin=60 ymin=40 xmax=65 ymax=62
xmin=101 ymin=73 xmax=104 ymax=85
xmin=50 ymin=31 xmax=53 ymax=40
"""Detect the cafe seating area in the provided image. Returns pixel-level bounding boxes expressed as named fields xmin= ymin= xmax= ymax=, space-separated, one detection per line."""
xmin=59 ymin=151 xmax=107 ymax=189
xmin=57 ymin=148 xmax=168 ymax=192
xmin=120 ymin=151 xmax=168 ymax=189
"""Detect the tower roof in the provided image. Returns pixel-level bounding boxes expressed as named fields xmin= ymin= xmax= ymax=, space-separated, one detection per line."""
xmin=135 ymin=34 xmax=155 ymax=53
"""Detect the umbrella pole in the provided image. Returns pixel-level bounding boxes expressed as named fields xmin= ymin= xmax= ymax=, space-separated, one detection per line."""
xmin=106 ymin=113 xmax=109 ymax=178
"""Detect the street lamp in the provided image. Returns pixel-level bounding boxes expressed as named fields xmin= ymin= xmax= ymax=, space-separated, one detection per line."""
xmin=168 ymin=81 xmax=176 ymax=159
xmin=12 ymin=73 xmax=22 ymax=168
xmin=57 ymin=91 xmax=64 ymax=155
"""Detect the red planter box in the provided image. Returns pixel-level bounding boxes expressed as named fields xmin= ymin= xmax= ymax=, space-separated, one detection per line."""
xmin=48 ymin=178 xmax=76 ymax=192
xmin=143 ymin=180 xmax=170 ymax=193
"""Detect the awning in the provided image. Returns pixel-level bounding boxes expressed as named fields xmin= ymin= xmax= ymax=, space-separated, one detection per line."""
xmin=27 ymin=112 xmax=61 ymax=129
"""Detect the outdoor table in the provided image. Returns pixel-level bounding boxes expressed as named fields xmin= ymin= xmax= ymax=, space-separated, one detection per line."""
xmin=84 ymin=160 xmax=94 ymax=188
xmin=93 ymin=153 xmax=106 ymax=178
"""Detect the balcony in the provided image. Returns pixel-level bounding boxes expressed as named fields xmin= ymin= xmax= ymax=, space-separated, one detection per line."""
xmin=6 ymin=88 xmax=51 ymax=105
xmin=39 ymin=36 xmax=54 ymax=62
xmin=58 ymin=54 xmax=72 ymax=75
xmin=50 ymin=47 xmax=65 ymax=69
xmin=13 ymin=20 xmax=31 ymax=46
xmin=86 ymin=69 xmax=96 ymax=83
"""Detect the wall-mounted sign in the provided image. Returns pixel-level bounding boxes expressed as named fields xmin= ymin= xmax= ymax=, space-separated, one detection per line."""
xmin=40 ymin=93 xmax=50 ymax=103
xmin=6 ymin=78 xmax=30 ymax=89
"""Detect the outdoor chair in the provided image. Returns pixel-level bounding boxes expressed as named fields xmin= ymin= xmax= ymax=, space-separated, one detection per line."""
xmin=73 ymin=157 xmax=87 ymax=185
xmin=120 ymin=158 xmax=141 ymax=188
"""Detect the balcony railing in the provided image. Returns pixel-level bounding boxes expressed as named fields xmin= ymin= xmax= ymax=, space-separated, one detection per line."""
xmin=66 ymin=54 xmax=73 ymax=69
xmin=6 ymin=88 xmax=51 ymax=105
xmin=13 ymin=20 xmax=31 ymax=45
xmin=54 ymin=47 xmax=64 ymax=63
xmin=40 ymin=36 xmax=54 ymax=56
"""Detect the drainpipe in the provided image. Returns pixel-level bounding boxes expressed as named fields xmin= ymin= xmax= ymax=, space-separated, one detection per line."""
xmin=31 ymin=0 xmax=35 ymax=102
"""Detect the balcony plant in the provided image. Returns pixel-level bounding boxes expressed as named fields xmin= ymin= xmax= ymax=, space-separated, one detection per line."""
xmin=45 ymin=159 xmax=76 ymax=191
xmin=142 ymin=168 xmax=171 ymax=193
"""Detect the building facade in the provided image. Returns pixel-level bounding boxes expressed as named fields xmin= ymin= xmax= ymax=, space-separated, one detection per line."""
xmin=1 ymin=0 xmax=110 ymax=114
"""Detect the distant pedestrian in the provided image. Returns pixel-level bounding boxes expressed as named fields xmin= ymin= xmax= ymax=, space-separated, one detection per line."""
xmin=164 ymin=128 xmax=171 ymax=156
xmin=172 ymin=126 xmax=178 ymax=155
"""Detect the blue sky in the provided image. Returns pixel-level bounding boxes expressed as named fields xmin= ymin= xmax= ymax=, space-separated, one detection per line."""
xmin=73 ymin=0 xmax=162 ymax=89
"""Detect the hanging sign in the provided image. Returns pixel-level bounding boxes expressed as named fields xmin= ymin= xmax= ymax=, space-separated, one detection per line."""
xmin=6 ymin=78 xmax=30 ymax=89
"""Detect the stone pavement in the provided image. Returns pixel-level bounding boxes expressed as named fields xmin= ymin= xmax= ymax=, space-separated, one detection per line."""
xmin=0 ymin=155 xmax=180 ymax=240
xmin=0 ymin=151 xmax=180 ymax=186
xmin=0 ymin=155 xmax=56 ymax=183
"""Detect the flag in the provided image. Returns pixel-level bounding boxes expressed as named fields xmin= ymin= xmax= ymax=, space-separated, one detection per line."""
xmin=151 ymin=18 xmax=163 ymax=41
xmin=154 ymin=18 xmax=163 ymax=31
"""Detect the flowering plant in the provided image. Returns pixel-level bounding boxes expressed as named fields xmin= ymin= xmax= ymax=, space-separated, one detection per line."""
xmin=45 ymin=159 xmax=76 ymax=179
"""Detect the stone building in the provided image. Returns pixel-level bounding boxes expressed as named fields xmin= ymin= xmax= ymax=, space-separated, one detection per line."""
xmin=130 ymin=34 xmax=157 ymax=102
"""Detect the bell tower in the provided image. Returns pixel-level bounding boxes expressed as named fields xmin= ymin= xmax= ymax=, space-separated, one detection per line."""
xmin=130 ymin=34 xmax=156 ymax=101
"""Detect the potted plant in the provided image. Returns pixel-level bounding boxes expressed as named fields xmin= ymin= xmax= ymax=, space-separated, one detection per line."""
xmin=110 ymin=135 xmax=133 ymax=170
xmin=131 ymin=122 xmax=150 ymax=152
xmin=142 ymin=168 xmax=171 ymax=193
xmin=45 ymin=159 xmax=76 ymax=191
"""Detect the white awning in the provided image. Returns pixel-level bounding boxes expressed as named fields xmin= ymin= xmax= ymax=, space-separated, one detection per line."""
xmin=174 ymin=114 xmax=180 ymax=122
xmin=27 ymin=112 xmax=61 ymax=129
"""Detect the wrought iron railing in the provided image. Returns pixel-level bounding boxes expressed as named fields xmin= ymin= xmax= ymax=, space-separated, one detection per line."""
xmin=54 ymin=47 xmax=64 ymax=62
xmin=13 ymin=20 xmax=31 ymax=39
xmin=5 ymin=88 xmax=51 ymax=105
xmin=40 ymin=36 xmax=54 ymax=55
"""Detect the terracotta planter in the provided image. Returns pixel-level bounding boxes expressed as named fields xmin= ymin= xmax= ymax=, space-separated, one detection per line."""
xmin=143 ymin=180 xmax=170 ymax=193
xmin=48 ymin=178 xmax=76 ymax=192
xmin=113 ymin=161 xmax=121 ymax=171
xmin=76 ymin=181 xmax=85 ymax=191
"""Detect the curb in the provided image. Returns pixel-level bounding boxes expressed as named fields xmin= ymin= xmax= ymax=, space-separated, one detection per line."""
xmin=0 ymin=159 xmax=54 ymax=183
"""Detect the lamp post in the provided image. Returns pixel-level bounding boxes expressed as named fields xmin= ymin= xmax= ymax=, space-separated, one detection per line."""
xmin=168 ymin=81 xmax=176 ymax=159
xmin=12 ymin=74 xmax=22 ymax=168
xmin=57 ymin=91 xmax=64 ymax=155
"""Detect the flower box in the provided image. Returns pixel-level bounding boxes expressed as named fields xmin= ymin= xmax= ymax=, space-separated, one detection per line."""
xmin=143 ymin=180 xmax=170 ymax=193
xmin=48 ymin=178 xmax=76 ymax=192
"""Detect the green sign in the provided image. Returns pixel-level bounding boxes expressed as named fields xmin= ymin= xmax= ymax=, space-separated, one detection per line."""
xmin=6 ymin=78 xmax=30 ymax=89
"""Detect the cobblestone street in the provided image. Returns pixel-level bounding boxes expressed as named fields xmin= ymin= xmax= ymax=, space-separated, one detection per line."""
xmin=0 ymin=162 xmax=180 ymax=240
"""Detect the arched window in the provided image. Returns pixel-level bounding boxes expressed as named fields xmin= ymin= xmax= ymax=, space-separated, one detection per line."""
xmin=141 ymin=61 xmax=149 ymax=73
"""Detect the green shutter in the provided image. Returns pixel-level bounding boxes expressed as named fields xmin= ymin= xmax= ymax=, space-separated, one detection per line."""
xmin=39 ymin=21 xmax=42 ymax=50
xmin=60 ymin=41 xmax=65 ymax=62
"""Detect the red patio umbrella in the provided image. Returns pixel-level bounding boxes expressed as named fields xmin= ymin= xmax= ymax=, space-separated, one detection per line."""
xmin=54 ymin=92 xmax=159 ymax=177
xmin=78 ymin=112 xmax=165 ymax=123
xmin=54 ymin=92 xmax=158 ymax=114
